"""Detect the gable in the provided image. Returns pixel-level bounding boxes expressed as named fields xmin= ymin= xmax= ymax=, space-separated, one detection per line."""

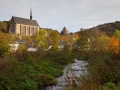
xmin=10 ymin=17 xmax=16 ymax=24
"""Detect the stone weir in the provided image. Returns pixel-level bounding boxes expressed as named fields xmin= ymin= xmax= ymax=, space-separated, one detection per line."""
xmin=44 ymin=59 xmax=88 ymax=90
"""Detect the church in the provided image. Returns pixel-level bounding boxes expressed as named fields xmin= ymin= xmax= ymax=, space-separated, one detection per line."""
xmin=9 ymin=9 xmax=40 ymax=36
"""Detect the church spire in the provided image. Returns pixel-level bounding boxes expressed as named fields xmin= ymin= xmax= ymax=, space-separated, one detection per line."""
xmin=30 ymin=8 xmax=32 ymax=20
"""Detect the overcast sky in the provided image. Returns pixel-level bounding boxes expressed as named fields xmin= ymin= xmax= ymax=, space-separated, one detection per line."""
xmin=0 ymin=0 xmax=120 ymax=32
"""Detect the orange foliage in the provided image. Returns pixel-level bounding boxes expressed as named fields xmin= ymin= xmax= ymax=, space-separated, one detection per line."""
xmin=60 ymin=36 xmax=66 ymax=41
xmin=74 ymin=33 xmax=79 ymax=37
xmin=107 ymin=36 xmax=119 ymax=54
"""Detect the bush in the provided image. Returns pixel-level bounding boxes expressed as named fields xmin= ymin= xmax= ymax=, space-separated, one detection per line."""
xmin=38 ymin=74 xmax=57 ymax=88
xmin=103 ymin=82 xmax=116 ymax=90
xmin=0 ymin=39 xmax=10 ymax=57
xmin=42 ymin=50 xmax=75 ymax=65
xmin=0 ymin=59 xmax=37 ymax=90
xmin=15 ymin=44 xmax=30 ymax=62
xmin=77 ymin=54 xmax=89 ymax=60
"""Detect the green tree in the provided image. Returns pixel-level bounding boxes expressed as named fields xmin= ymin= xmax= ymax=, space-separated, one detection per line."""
xmin=35 ymin=29 xmax=47 ymax=50
xmin=89 ymin=29 xmax=106 ymax=54
xmin=0 ymin=39 xmax=10 ymax=57
xmin=0 ymin=31 xmax=15 ymax=44
xmin=96 ymin=35 xmax=110 ymax=53
xmin=113 ymin=29 xmax=120 ymax=43
xmin=49 ymin=30 xmax=59 ymax=50
xmin=76 ymin=30 xmax=89 ymax=51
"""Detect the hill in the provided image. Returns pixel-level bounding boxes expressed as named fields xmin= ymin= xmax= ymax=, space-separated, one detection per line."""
xmin=85 ymin=21 xmax=120 ymax=37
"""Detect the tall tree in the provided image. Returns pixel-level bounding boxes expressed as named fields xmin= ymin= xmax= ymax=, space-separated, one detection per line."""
xmin=76 ymin=30 xmax=89 ymax=51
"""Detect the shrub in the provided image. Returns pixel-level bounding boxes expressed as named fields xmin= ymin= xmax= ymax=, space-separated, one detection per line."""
xmin=0 ymin=39 xmax=10 ymax=57
xmin=103 ymin=82 xmax=116 ymax=90
xmin=38 ymin=74 xmax=57 ymax=88
xmin=0 ymin=59 xmax=37 ymax=90
xmin=15 ymin=44 xmax=30 ymax=62
xmin=43 ymin=50 xmax=75 ymax=65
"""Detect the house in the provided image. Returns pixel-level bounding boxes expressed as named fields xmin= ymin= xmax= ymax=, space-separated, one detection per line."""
xmin=58 ymin=40 xmax=67 ymax=50
xmin=9 ymin=41 xmax=19 ymax=52
xmin=9 ymin=9 xmax=40 ymax=36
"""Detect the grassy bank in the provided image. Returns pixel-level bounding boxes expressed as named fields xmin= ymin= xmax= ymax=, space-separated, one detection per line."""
xmin=0 ymin=50 xmax=74 ymax=90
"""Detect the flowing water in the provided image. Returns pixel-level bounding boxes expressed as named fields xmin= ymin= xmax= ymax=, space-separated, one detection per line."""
xmin=44 ymin=59 xmax=88 ymax=90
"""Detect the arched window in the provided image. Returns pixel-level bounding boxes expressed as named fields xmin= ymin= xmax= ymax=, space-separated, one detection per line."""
xmin=29 ymin=26 xmax=30 ymax=35
xmin=25 ymin=26 xmax=26 ymax=35
xmin=33 ymin=27 xmax=34 ymax=35
xmin=20 ymin=25 xmax=22 ymax=34
xmin=26 ymin=26 xmax=29 ymax=35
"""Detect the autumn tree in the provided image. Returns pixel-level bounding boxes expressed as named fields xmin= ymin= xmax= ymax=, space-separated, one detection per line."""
xmin=0 ymin=31 xmax=16 ymax=57
xmin=107 ymin=36 xmax=119 ymax=54
xmin=72 ymin=33 xmax=79 ymax=44
xmin=0 ymin=31 xmax=15 ymax=43
xmin=96 ymin=35 xmax=110 ymax=53
xmin=76 ymin=30 xmax=89 ymax=51
xmin=35 ymin=29 xmax=47 ymax=50
xmin=89 ymin=29 xmax=107 ymax=54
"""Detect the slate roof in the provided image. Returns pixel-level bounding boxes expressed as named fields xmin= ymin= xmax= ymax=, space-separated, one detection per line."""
xmin=12 ymin=16 xmax=40 ymax=27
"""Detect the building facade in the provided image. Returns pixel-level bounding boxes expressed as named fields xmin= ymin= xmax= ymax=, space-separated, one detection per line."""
xmin=9 ymin=16 xmax=40 ymax=36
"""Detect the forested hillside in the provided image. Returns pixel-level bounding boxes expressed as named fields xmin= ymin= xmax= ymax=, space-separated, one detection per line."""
xmin=87 ymin=21 xmax=120 ymax=36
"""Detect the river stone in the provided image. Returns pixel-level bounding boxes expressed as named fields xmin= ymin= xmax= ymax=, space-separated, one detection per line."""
xmin=71 ymin=66 xmax=80 ymax=71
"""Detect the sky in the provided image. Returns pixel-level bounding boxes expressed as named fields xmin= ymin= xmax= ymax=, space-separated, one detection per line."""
xmin=0 ymin=0 xmax=120 ymax=32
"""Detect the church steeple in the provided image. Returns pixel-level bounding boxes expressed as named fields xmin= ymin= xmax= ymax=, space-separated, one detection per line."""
xmin=30 ymin=8 xmax=32 ymax=20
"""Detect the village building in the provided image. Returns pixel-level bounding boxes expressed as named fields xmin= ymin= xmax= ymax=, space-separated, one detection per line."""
xmin=9 ymin=9 xmax=40 ymax=36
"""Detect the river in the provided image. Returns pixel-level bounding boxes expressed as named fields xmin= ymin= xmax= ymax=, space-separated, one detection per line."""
xmin=44 ymin=59 xmax=88 ymax=90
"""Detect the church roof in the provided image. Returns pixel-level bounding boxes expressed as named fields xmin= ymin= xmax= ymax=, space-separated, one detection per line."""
xmin=11 ymin=16 xmax=40 ymax=27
